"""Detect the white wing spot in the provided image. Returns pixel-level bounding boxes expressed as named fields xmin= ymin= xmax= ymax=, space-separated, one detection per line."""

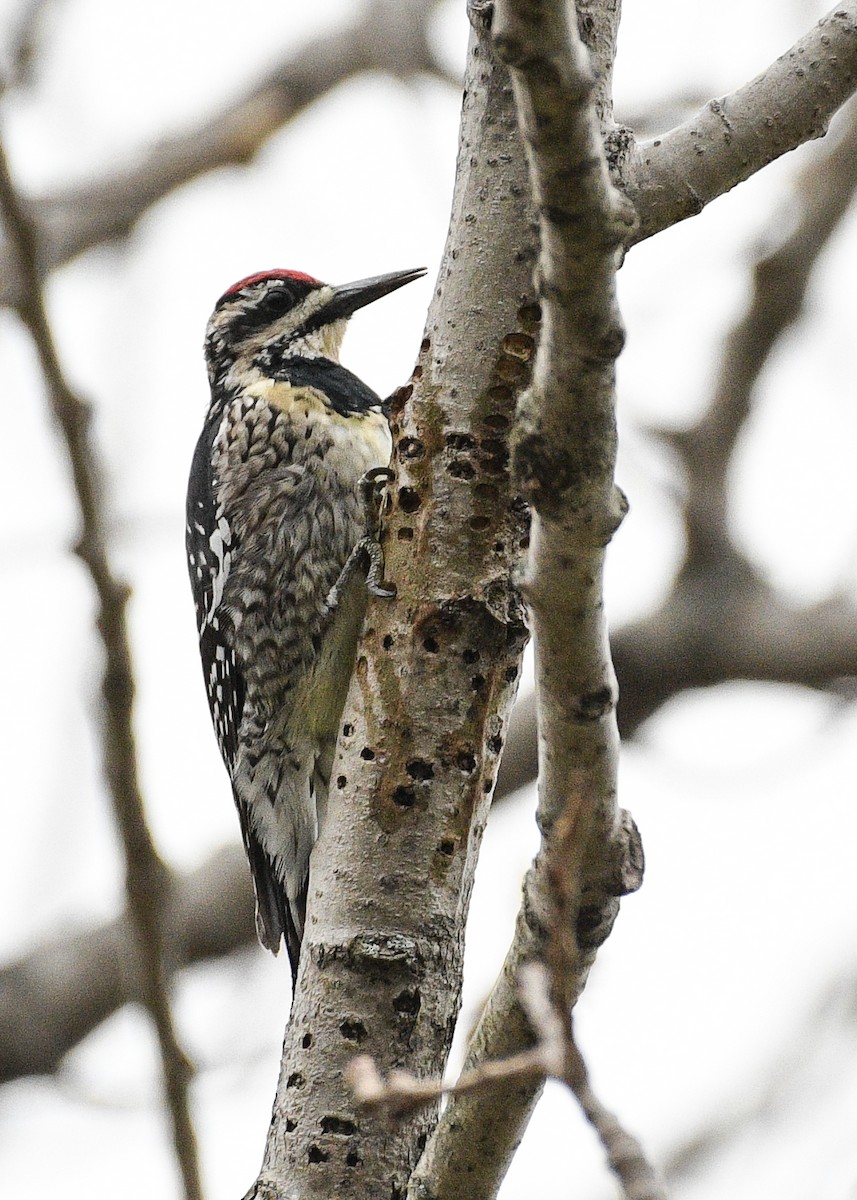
xmin=206 ymin=515 xmax=233 ymax=621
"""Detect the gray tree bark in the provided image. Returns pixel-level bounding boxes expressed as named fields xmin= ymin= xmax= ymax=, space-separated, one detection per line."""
xmin=246 ymin=13 xmax=535 ymax=1199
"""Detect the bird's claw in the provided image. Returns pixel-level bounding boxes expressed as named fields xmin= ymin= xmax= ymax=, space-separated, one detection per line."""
xmin=362 ymin=536 xmax=397 ymax=598
xmin=325 ymin=468 xmax=397 ymax=611
xmin=358 ymin=466 xmax=396 ymax=597
xmin=359 ymin=466 xmax=395 ymax=535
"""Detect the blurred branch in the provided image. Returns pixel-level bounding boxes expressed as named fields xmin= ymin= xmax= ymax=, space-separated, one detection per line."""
xmin=0 ymin=136 xmax=202 ymax=1200
xmin=616 ymin=86 xmax=857 ymax=734
xmin=626 ymin=2 xmax=857 ymax=244
xmin=614 ymin=592 xmax=857 ymax=735
xmin=663 ymin=962 xmax=857 ymax=1186
xmin=0 ymin=846 xmax=254 ymax=1084
xmin=0 ymin=0 xmax=54 ymax=90
xmin=678 ymin=91 xmax=857 ymax=570
xmin=0 ymin=688 xmax=536 ymax=1084
xmin=0 ymin=0 xmax=452 ymax=306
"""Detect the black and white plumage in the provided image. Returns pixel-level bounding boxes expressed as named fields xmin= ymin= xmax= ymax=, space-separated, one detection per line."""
xmin=186 ymin=266 xmax=425 ymax=978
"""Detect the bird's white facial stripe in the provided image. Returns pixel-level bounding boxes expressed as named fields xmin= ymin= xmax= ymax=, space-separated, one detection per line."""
xmin=286 ymin=319 xmax=348 ymax=362
xmin=212 ymin=306 xmax=348 ymax=394
xmin=206 ymin=284 xmax=337 ymax=353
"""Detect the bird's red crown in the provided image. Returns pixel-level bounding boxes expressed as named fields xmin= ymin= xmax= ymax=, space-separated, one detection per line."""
xmin=222 ymin=269 xmax=322 ymax=298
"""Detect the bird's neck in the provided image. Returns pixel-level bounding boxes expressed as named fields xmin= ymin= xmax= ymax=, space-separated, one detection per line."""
xmin=256 ymin=325 xmax=344 ymax=375
xmin=209 ymin=321 xmax=348 ymax=398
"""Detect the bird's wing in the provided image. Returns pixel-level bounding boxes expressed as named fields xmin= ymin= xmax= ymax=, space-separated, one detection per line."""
xmin=186 ymin=413 xmax=244 ymax=771
xmin=186 ymin=413 xmax=291 ymax=961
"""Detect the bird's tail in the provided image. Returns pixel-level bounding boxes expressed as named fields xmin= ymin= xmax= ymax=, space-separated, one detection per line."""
xmin=235 ymin=796 xmax=306 ymax=982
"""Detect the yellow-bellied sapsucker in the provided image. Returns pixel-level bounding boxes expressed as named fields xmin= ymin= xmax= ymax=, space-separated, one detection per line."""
xmin=186 ymin=266 xmax=425 ymax=979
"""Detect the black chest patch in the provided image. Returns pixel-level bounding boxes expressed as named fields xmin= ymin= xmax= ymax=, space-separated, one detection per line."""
xmin=259 ymin=354 xmax=384 ymax=417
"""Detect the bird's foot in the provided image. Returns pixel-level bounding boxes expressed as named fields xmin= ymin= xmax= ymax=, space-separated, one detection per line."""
xmin=325 ymin=468 xmax=396 ymax=611
xmin=359 ymin=466 xmax=394 ymax=540
xmin=360 ymin=467 xmax=396 ymax=596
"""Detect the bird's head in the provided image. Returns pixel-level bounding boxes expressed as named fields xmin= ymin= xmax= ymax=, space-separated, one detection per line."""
xmin=204 ymin=266 xmax=426 ymax=388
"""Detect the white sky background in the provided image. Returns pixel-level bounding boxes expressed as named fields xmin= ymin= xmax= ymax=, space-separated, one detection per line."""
xmin=1 ymin=0 xmax=857 ymax=1197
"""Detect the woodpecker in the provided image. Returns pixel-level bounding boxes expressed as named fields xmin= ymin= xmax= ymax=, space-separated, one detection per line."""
xmin=186 ymin=265 xmax=425 ymax=979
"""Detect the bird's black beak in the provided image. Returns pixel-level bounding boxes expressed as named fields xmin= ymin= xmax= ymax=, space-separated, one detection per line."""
xmin=320 ymin=267 xmax=427 ymax=323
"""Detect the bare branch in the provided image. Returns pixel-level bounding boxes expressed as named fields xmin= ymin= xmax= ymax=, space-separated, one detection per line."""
xmin=0 ymin=136 xmax=202 ymax=1200
xmin=409 ymin=2 xmax=643 ymax=1196
xmin=495 ymin=0 xmax=633 ymax=988
xmin=626 ymin=2 xmax=857 ymax=244
xmin=566 ymin=1034 xmax=668 ymax=1200
xmin=0 ymin=0 xmax=451 ymax=306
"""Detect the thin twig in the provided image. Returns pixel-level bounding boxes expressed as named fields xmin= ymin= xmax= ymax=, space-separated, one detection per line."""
xmin=0 ymin=135 xmax=203 ymax=1200
xmin=566 ymin=1034 xmax=668 ymax=1200
xmin=347 ymin=965 xmax=559 ymax=1121
xmin=350 ymin=958 xmax=667 ymax=1200
xmin=543 ymin=789 xmax=661 ymax=1200
xmin=347 ymin=1044 xmax=545 ymax=1122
